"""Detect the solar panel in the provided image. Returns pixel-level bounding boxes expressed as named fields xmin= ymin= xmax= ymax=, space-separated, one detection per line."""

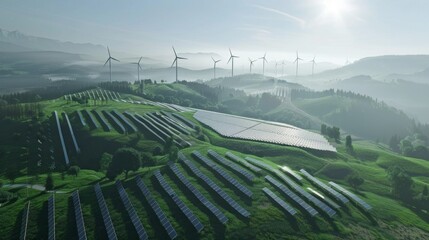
xmin=19 ymin=201 xmax=30 ymax=240
xmin=81 ymin=109 xmax=99 ymax=129
xmin=145 ymin=113 xmax=191 ymax=147
xmin=48 ymin=196 xmax=55 ymax=240
xmin=115 ymin=181 xmax=148 ymax=240
xmin=192 ymin=151 xmax=253 ymax=198
xmin=168 ymin=163 xmax=228 ymax=224
xmin=103 ymin=111 xmax=126 ymax=134
xmin=153 ymin=170 xmax=204 ymax=233
xmin=154 ymin=112 xmax=190 ymax=135
xmin=329 ymin=182 xmax=372 ymax=211
xmin=225 ymin=152 xmax=262 ymax=173
xmin=135 ymin=176 xmax=178 ymax=239
xmin=53 ymin=111 xmax=69 ymax=165
xmin=262 ymin=187 xmax=297 ymax=216
xmin=71 ymin=191 xmax=87 ymax=240
xmin=146 ymin=113 xmax=181 ymax=136
xmin=76 ymin=110 xmax=86 ymax=127
xmin=280 ymin=165 xmax=302 ymax=181
xmin=207 ymin=149 xmax=255 ymax=182
xmin=300 ymin=169 xmax=349 ymax=204
xmin=307 ymin=187 xmax=340 ymax=209
xmin=92 ymin=110 xmax=113 ymax=132
xmin=111 ymin=110 xmax=138 ymax=133
xmin=265 ymin=176 xmax=318 ymax=217
xmin=171 ymin=113 xmax=196 ymax=129
xmin=94 ymin=183 xmax=118 ymax=240
xmin=123 ymin=112 xmax=166 ymax=144
xmin=179 ymin=153 xmax=251 ymax=218
xmin=135 ymin=114 xmax=173 ymax=141
xmin=62 ymin=112 xmax=80 ymax=154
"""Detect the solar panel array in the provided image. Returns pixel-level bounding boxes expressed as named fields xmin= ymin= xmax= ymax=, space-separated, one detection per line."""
xmin=19 ymin=201 xmax=30 ymax=240
xmin=48 ymin=196 xmax=55 ymax=240
xmin=153 ymin=170 xmax=204 ymax=233
xmin=123 ymin=112 xmax=166 ymax=144
xmin=155 ymin=112 xmax=190 ymax=135
xmin=76 ymin=110 xmax=86 ymax=127
xmin=225 ymin=152 xmax=262 ymax=173
xmin=265 ymin=176 xmax=318 ymax=217
xmin=171 ymin=112 xmax=196 ymax=129
xmin=135 ymin=113 xmax=180 ymax=146
xmin=81 ymin=109 xmax=99 ymax=129
xmin=92 ymin=110 xmax=112 ymax=132
xmin=62 ymin=112 xmax=80 ymax=153
xmin=192 ymin=151 xmax=253 ymax=198
xmin=193 ymin=110 xmax=336 ymax=152
xmin=94 ymin=183 xmax=118 ymax=240
xmin=262 ymin=187 xmax=297 ymax=216
xmin=169 ymin=163 xmax=228 ymax=224
xmin=115 ymin=181 xmax=148 ymax=240
xmin=280 ymin=165 xmax=303 ymax=181
xmin=112 ymin=110 xmax=138 ymax=133
xmin=329 ymin=182 xmax=372 ymax=211
xmin=307 ymin=187 xmax=340 ymax=209
xmin=300 ymin=169 xmax=349 ymax=204
xmin=179 ymin=153 xmax=251 ymax=218
xmin=71 ymin=191 xmax=87 ymax=240
xmin=207 ymin=150 xmax=255 ymax=182
xmin=53 ymin=111 xmax=69 ymax=165
xmin=103 ymin=111 xmax=126 ymax=134
xmin=147 ymin=113 xmax=181 ymax=136
xmin=145 ymin=113 xmax=191 ymax=147
xmin=135 ymin=176 xmax=178 ymax=239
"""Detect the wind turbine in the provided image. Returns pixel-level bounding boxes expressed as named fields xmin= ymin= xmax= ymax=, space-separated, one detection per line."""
xmin=248 ymin=58 xmax=257 ymax=73
xmin=281 ymin=60 xmax=286 ymax=76
xmin=132 ymin=57 xmax=144 ymax=93
xmin=345 ymin=58 xmax=350 ymax=65
xmin=293 ymin=51 xmax=303 ymax=77
xmin=259 ymin=52 xmax=268 ymax=75
xmin=171 ymin=46 xmax=187 ymax=82
xmin=310 ymin=56 xmax=316 ymax=76
xmin=227 ymin=48 xmax=239 ymax=77
xmin=275 ymin=61 xmax=279 ymax=76
xmin=211 ymin=56 xmax=221 ymax=79
xmin=104 ymin=47 xmax=119 ymax=82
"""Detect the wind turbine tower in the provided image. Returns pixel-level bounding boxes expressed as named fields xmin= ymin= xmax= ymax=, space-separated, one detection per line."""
xmin=293 ymin=51 xmax=303 ymax=77
xmin=227 ymin=48 xmax=239 ymax=77
xmin=171 ymin=46 xmax=187 ymax=82
xmin=281 ymin=60 xmax=286 ymax=76
xmin=248 ymin=58 xmax=257 ymax=73
xmin=211 ymin=56 xmax=221 ymax=79
xmin=132 ymin=57 xmax=144 ymax=93
xmin=260 ymin=52 xmax=268 ymax=75
xmin=310 ymin=56 xmax=316 ymax=76
xmin=104 ymin=47 xmax=119 ymax=82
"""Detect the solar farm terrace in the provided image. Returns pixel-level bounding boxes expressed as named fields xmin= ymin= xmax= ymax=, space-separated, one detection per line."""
xmin=0 ymin=87 xmax=427 ymax=240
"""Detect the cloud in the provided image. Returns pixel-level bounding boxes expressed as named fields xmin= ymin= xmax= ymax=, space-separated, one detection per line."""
xmin=252 ymin=4 xmax=306 ymax=26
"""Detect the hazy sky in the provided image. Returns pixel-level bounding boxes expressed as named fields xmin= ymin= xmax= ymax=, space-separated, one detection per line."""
xmin=1 ymin=0 xmax=428 ymax=64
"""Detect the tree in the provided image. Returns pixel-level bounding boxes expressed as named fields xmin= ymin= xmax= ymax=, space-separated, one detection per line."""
xmin=141 ymin=153 xmax=156 ymax=168
xmin=321 ymin=124 xmax=327 ymax=135
xmin=45 ymin=173 xmax=54 ymax=191
xmin=108 ymin=148 xmax=142 ymax=179
xmin=347 ymin=174 xmax=364 ymax=190
xmin=99 ymin=153 xmax=113 ymax=171
xmin=387 ymin=166 xmax=414 ymax=201
xmin=345 ymin=135 xmax=354 ymax=154
xmin=389 ymin=135 xmax=400 ymax=152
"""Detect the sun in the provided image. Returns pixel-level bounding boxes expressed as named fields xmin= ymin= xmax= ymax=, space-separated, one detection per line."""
xmin=322 ymin=0 xmax=352 ymax=20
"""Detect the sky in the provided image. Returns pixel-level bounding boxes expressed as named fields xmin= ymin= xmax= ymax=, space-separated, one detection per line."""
xmin=1 ymin=0 xmax=429 ymax=65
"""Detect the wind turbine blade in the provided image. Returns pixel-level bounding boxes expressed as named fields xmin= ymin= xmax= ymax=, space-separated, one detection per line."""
xmin=211 ymin=56 xmax=215 ymax=62
xmin=215 ymin=59 xmax=221 ymax=63
xmin=111 ymin=57 xmax=120 ymax=62
xmin=138 ymin=57 xmax=142 ymax=63
xmin=248 ymin=57 xmax=252 ymax=62
xmin=172 ymin=46 xmax=177 ymax=57
xmin=171 ymin=58 xmax=177 ymax=68
xmin=227 ymin=56 xmax=232 ymax=64
xmin=178 ymin=57 xmax=187 ymax=60
xmin=103 ymin=58 xmax=110 ymax=66
xmin=107 ymin=46 xmax=111 ymax=57
xmin=229 ymin=48 xmax=233 ymax=56
xmin=139 ymin=65 xmax=143 ymax=70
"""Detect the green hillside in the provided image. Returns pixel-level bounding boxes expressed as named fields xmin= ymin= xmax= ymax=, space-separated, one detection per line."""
xmin=0 ymin=88 xmax=428 ymax=239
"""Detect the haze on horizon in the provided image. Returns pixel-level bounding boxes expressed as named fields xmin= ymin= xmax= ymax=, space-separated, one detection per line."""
xmin=1 ymin=0 xmax=429 ymax=66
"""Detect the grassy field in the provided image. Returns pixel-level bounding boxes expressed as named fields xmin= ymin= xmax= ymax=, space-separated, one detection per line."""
xmin=0 ymin=91 xmax=428 ymax=239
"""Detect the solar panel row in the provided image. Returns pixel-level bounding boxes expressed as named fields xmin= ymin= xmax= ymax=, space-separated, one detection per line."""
xmin=168 ymin=163 xmax=228 ymax=224
xmin=265 ymin=176 xmax=319 ymax=217
xmin=280 ymin=165 xmax=303 ymax=181
xmin=300 ymin=169 xmax=349 ymax=204
xmin=71 ymin=191 xmax=87 ymax=240
xmin=81 ymin=109 xmax=99 ymax=129
xmin=53 ymin=111 xmax=69 ymax=165
xmin=135 ymin=113 xmax=180 ymax=146
xmin=262 ymin=187 xmax=297 ymax=216
xmin=307 ymin=187 xmax=341 ymax=209
xmin=171 ymin=113 xmax=196 ymax=129
xmin=145 ymin=113 xmax=191 ymax=147
xmin=92 ymin=110 xmax=112 ymax=132
xmin=48 ymin=196 xmax=55 ymax=240
xmin=225 ymin=152 xmax=262 ymax=173
xmin=103 ymin=111 xmax=126 ymax=134
xmin=155 ymin=112 xmax=190 ymax=135
xmin=207 ymin=149 xmax=256 ymax=182
xmin=62 ymin=112 xmax=80 ymax=153
xmin=19 ymin=201 xmax=30 ymax=240
xmin=147 ymin=113 xmax=182 ymax=136
xmin=112 ymin=110 xmax=138 ymax=133
xmin=179 ymin=153 xmax=251 ymax=218
xmin=153 ymin=170 xmax=204 ymax=233
xmin=329 ymin=182 xmax=372 ymax=211
xmin=76 ymin=110 xmax=86 ymax=127
xmin=115 ymin=181 xmax=148 ymax=240
xmin=94 ymin=183 xmax=118 ymax=240
xmin=135 ymin=176 xmax=178 ymax=240
xmin=192 ymin=151 xmax=253 ymax=198
xmin=123 ymin=112 xmax=166 ymax=144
